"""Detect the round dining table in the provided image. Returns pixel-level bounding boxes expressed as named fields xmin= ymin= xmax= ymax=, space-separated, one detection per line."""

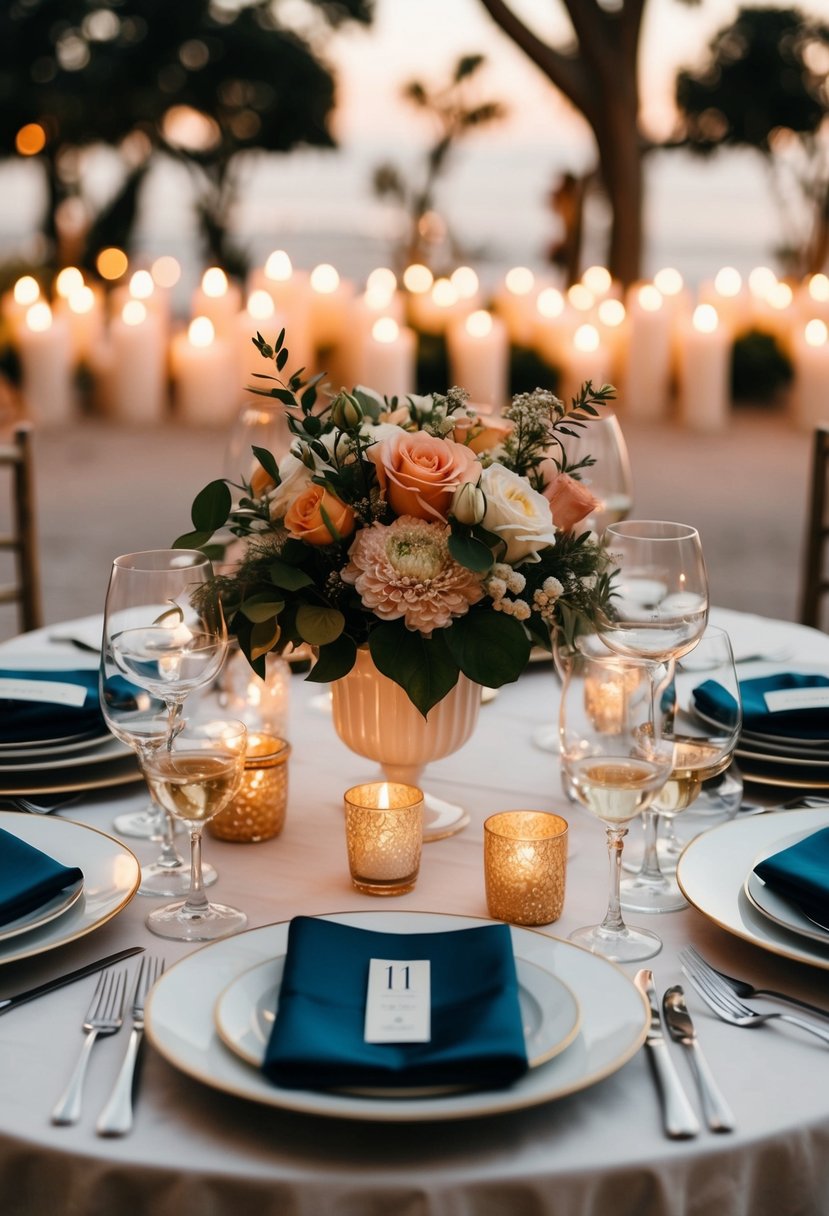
xmin=1 ymin=606 xmax=828 ymax=1216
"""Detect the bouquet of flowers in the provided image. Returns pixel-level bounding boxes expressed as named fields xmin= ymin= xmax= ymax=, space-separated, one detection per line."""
xmin=175 ymin=330 xmax=616 ymax=716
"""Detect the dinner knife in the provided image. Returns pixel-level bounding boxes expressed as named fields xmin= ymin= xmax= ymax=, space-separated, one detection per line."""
xmin=662 ymin=984 xmax=735 ymax=1133
xmin=634 ymin=969 xmax=700 ymax=1139
xmin=0 ymin=946 xmax=144 ymax=1016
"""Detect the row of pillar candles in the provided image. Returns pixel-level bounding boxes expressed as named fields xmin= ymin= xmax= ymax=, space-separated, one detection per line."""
xmin=3 ymin=254 xmax=829 ymax=432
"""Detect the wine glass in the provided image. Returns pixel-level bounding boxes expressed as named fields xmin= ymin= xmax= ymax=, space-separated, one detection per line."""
xmin=144 ymin=718 xmax=248 ymax=942
xmin=620 ymin=626 xmax=743 ymax=913
xmin=100 ymin=549 xmax=226 ymax=893
xmin=532 ymin=412 xmax=634 ymax=754
xmin=559 ymin=649 xmax=673 ymax=961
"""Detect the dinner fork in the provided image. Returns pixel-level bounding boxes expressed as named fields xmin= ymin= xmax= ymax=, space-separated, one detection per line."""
xmin=95 ymin=955 xmax=165 ymax=1137
xmin=681 ymin=952 xmax=829 ymax=1046
xmin=51 ymin=968 xmax=128 ymax=1126
xmin=680 ymin=947 xmax=829 ymax=1022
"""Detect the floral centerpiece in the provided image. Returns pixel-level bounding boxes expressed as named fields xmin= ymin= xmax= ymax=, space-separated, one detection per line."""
xmin=175 ymin=330 xmax=616 ymax=716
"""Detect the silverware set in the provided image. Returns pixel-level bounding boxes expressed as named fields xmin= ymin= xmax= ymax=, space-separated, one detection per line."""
xmin=50 ymin=955 xmax=164 ymax=1133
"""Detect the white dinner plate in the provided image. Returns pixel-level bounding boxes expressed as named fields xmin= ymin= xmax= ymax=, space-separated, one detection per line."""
xmin=0 ymin=877 xmax=83 ymax=944
xmin=743 ymin=829 xmax=829 ymax=946
xmin=677 ymin=808 xmax=829 ymax=970
xmin=146 ymin=910 xmax=649 ymax=1123
xmin=214 ymin=953 xmax=582 ymax=1080
xmin=0 ymin=735 xmax=131 ymax=773
xmin=0 ymin=812 xmax=140 ymax=966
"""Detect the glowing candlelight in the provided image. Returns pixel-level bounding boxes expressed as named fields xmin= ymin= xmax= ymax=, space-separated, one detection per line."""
xmin=447 ymin=308 xmax=509 ymax=408
xmin=792 ymin=318 xmax=829 ymax=431
xmin=18 ymin=302 xmax=73 ymax=424
xmin=677 ymin=304 xmax=729 ymax=432
xmin=623 ymin=282 xmax=671 ymax=420
xmin=171 ymin=314 xmax=238 ymax=425
xmin=357 ymin=316 xmax=416 ymax=397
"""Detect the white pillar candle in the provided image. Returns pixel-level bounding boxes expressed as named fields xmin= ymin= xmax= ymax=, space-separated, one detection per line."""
xmin=560 ymin=322 xmax=611 ymax=404
xmin=621 ymin=283 xmax=672 ymax=421
xmin=798 ymin=273 xmax=829 ymax=326
xmin=109 ymin=300 xmax=167 ymax=423
xmin=698 ymin=267 xmax=750 ymax=338
xmin=449 ymin=265 xmax=482 ymax=311
xmin=172 ymin=316 xmax=239 ymax=426
xmin=492 ymin=266 xmax=538 ymax=346
xmin=750 ymin=279 xmax=795 ymax=354
xmin=247 ymin=251 xmax=313 ymax=379
xmin=190 ymin=267 xmax=242 ymax=339
xmin=532 ymin=286 xmax=574 ymax=378
xmin=580 ymin=265 xmax=614 ymax=302
xmin=446 ymin=310 xmax=509 ymax=409
xmin=17 ymin=302 xmax=74 ymax=424
xmin=407 ymin=276 xmax=465 ymax=336
xmin=1 ymin=275 xmax=41 ymax=343
xmin=308 ymin=263 xmax=355 ymax=350
xmin=791 ymin=319 xmax=829 ymax=432
xmin=111 ymin=269 xmax=171 ymax=337
xmin=357 ymin=317 xmax=416 ymax=399
xmin=677 ymin=304 xmax=730 ymax=432
xmin=595 ymin=297 xmax=628 ymax=384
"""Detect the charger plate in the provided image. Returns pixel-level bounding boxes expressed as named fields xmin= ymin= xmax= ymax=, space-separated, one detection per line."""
xmin=0 ymin=811 xmax=140 ymax=966
xmin=676 ymin=808 xmax=829 ymax=969
xmin=146 ymin=910 xmax=649 ymax=1123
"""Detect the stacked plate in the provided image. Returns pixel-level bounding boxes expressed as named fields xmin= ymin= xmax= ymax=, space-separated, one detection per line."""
xmin=736 ymin=725 xmax=829 ymax=791
xmin=0 ymin=724 xmax=140 ymax=800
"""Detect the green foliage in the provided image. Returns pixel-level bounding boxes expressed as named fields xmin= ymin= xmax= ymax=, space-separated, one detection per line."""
xmin=369 ymin=622 xmax=459 ymax=718
xmin=730 ymin=328 xmax=793 ymax=403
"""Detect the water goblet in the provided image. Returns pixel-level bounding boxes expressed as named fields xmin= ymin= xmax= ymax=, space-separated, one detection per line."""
xmin=620 ymin=626 xmax=743 ymax=913
xmin=144 ymin=719 xmax=248 ymax=942
xmin=559 ymin=649 xmax=673 ymax=962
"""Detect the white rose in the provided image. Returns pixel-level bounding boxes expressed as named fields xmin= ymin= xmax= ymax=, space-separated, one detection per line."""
xmin=480 ymin=463 xmax=558 ymax=565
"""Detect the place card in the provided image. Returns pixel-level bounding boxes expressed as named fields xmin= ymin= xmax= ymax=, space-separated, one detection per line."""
xmin=363 ymin=957 xmax=431 ymax=1043
xmin=0 ymin=678 xmax=89 ymax=707
xmin=763 ymin=687 xmax=829 ymax=713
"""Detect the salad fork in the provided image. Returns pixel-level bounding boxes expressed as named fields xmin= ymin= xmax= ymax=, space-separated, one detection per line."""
xmin=681 ymin=952 xmax=829 ymax=1046
xmin=96 ymin=955 xmax=165 ymax=1137
xmin=52 ymin=968 xmax=128 ymax=1125
xmin=680 ymin=947 xmax=829 ymax=1022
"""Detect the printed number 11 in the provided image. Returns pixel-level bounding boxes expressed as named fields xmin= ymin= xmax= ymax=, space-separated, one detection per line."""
xmin=386 ymin=964 xmax=410 ymax=990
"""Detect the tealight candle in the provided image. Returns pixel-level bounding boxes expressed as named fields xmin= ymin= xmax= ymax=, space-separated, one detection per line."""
xmin=677 ymin=304 xmax=730 ymax=432
xmin=109 ymin=299 xmax=167 ymax=423
xmin=17 ymin=302 xmax=74 ymax=424
xmin=446 ymin=309 xmax=509 ymax=408
xmin=344 ymin=782 xmax=423 ymax=896
xmin=792 ymin=319 xmax=829 ymax=431
xmin=208 ymin=733 xmax=290 ymax=843
xmin=484 ymin=811 xmax=568 ymax=926
xmin=357 ymin=317 xmax=416 ymax=398
xmin=622 ymin=283 xmax=672 ymax=421
xmin=171 ymin=316 xmax=239 ymax=425
xmin=190 ymin=267 xmax=242 ymax=338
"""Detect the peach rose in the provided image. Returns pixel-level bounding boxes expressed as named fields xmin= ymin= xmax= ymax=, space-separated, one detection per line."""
xmin=367 ymin=430 xmax=480 ymax=522
xmin=451 ymin=413 xmax=513 ymax=454
xmin=539 ymin=461 xmax=600 ymax=532
xmin=284 ymin=484 xmax=356 ymax=546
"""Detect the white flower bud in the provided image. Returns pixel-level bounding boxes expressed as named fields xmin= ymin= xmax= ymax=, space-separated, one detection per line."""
xmin=451 ymin=481 xmax=486 ymax=527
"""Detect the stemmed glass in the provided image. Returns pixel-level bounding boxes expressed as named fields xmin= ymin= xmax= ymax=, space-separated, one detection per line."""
xmin=143 ymin=719 xmax=248 ymax=942
xmin=532 ymin=412 xmax=634 ymax=754
xmin=559 ymin=650 xmax=673 ymax=961
xmin=619 ymin=626 xmax=742 ymax=913
xmin=100 ymin=549 xmax=227 ymax=895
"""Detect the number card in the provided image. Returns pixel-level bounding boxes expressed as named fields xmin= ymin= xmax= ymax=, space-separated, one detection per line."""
xmin=364 ymin=958 xmax=431 ymax=1043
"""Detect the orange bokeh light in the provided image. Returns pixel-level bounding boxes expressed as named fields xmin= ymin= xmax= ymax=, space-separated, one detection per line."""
xmin=96 ymin=247 xmax=129 ymax=281
xmin=16 ymin=123 xmax=46 ymax=156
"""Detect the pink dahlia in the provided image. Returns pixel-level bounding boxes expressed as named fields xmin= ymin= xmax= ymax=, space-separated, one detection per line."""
xmin=342 ymin=516 xmax=484 ymax=633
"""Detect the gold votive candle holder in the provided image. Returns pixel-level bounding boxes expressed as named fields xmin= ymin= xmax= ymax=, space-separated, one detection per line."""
xmin=344 ymin=782 xmax=423 ymax=896
xmin=207 ymin=733 xmax=290 ymax=843
xmin=484 ymin=811 xmax=568 ymax=926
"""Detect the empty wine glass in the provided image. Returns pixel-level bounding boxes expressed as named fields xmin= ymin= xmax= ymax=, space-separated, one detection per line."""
xmin=144 ymin=719 xmax=248 ymax=942
xmin=559 ymin=650 xmax=673 ymax=961
xmin=620 ymin=626 xmax=742 ymax=913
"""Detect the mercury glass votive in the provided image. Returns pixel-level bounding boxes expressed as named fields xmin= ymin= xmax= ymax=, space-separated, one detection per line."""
xmin=344 ymin=782 xmax=423 ymax=896
xmin=207 ymin=734 xmax=290 ymax=843
xmin=484 ymin=811 xmax=568 ymax=926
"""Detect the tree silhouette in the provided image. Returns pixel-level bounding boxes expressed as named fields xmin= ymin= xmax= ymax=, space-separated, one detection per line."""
xmin=0 ymin=0 xmax=373 ymax=274
xmin=675 ymin=6 xmax=829 ymax=274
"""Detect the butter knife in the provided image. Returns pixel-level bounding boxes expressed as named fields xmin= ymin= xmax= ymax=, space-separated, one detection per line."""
xmin=634 ymin=969 xmax=700 ymax=1139
xmin=663 ymin=984 xmax=735 ymax=1133
xmin=0 ymin=947 xmax=144 ymax=1016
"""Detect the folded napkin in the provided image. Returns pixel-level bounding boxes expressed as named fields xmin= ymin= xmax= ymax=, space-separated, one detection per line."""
xmin=0 ymin=826 xmax=83 ymax=926
xmin=694 ymin=672 xmax=829 ymax=740
xmin=754 ymin=827 xmax=829 ymax=928
xmin=263 ymin=917 xmax=529 ymax=1092
xmin=0 ymin=668 xmax=104 ymax=744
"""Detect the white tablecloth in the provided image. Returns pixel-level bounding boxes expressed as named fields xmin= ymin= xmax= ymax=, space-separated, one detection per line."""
xmin=1 ymin=608 xmax=829 ymax=1216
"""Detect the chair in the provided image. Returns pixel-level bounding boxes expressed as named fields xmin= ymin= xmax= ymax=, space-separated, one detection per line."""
xmin=799 ymin=425 xmax=829 ymax=631
xmin=0 ymin=422 xmax=42 ymax=634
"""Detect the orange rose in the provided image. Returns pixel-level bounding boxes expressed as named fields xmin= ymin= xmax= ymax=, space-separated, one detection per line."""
xmin=368 ymin=430 xmax=480 ymax=521
xmin=451 ymin=413 xmax=513 ymax=454
xmin=284 ymin=484 xmax=356 ymax=546
xmin=539 ymin=462 xmax=600 ymax=532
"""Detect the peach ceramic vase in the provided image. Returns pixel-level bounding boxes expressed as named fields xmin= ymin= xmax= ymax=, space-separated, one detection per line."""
xmin=330 ymin=646 xmax=481 ymax=841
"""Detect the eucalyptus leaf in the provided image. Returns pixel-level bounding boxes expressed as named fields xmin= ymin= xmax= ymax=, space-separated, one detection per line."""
xmin=267 ymin=558 xmax=314 ymax=591
xmin=447 ymin=531 xmax=494 ymax=574
xmin=445 ymin=611 xmax=531 ymax=688
xmin=240 ymin=594 xmax=286 ymax=623
xmin=172 ymin=529 xmax=213 ymax=550
xmin=296 ymin=604 xmax=345 ymax=646
xmin=191 ymin=480 xmax=231 ymax=533
xmin=369 ymin=622 xmax=459 ymax=717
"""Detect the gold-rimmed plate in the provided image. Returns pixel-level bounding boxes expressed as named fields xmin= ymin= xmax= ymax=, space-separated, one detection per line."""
xmin=0 ymin=755 xmax=141 ymax=798
xmin=0 ymin=812 xmax=140 ymax=966
xmin=146 ymin=910 xmax=649 ymax=1123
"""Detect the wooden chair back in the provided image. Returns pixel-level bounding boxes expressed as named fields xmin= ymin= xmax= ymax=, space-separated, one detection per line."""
xmin=0 ymin=423 xmax=42 ymax=634
xmin=800 ymin=425 xmax=829 ymax=631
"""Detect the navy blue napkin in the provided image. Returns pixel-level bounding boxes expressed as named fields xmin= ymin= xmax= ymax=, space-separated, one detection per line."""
xmin=0 ymin=668 xmax=104 ymax=744
xmin=754 ymin=827 xmax=829 ymax=927
xmin=694 ymin=673 xmax=829 ymax=740
xmin=263 ymin=917 xmax=529 ymax=1091
xmin=0 ymin=826 xmax=83 ymax=926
